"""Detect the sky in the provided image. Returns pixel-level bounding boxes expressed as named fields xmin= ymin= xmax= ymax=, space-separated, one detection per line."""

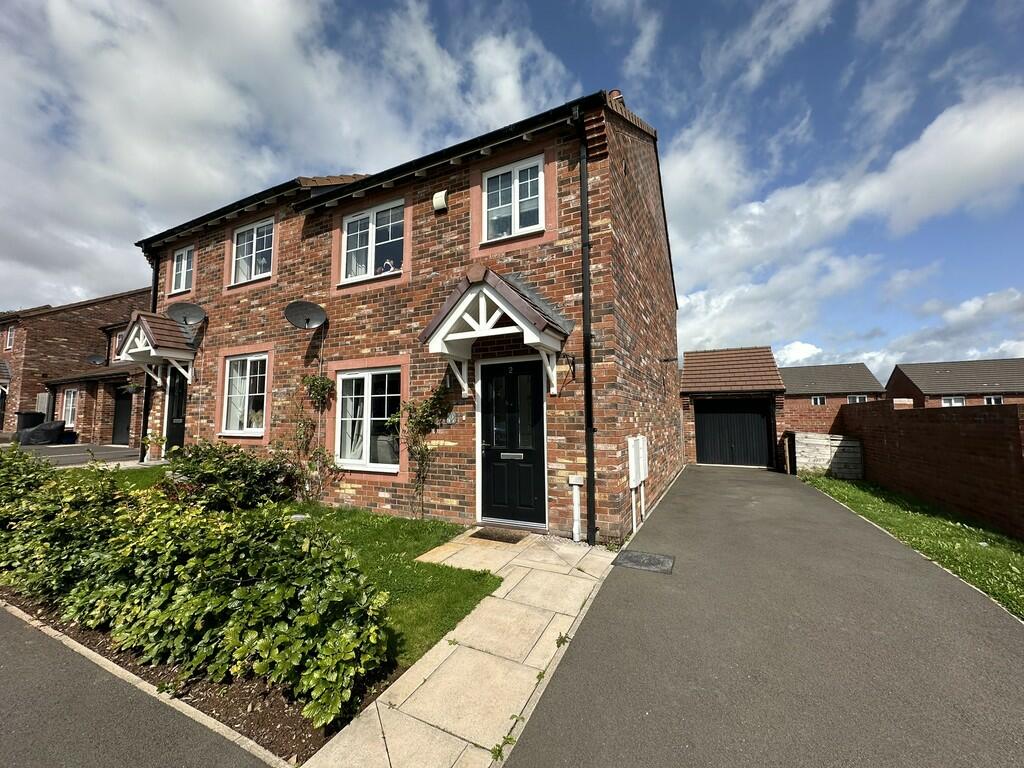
xmin=1 ymin=0 xmax=1022 ymax=379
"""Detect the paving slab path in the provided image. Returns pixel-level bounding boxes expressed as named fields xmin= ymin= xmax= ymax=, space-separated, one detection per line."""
xmin=507 ymin=466 xmax=1024 ymax=768
xmin=0 ymin=606 xmax=268 ymax=768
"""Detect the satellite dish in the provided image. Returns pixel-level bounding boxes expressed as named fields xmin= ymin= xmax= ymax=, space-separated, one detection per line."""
xmin=86 ymin=354 xmax=106 ymax=366
xmin=166 ymin=302 xmax=207 ymax=326
xmin=284 ymin=300 xmax=327 ymax=330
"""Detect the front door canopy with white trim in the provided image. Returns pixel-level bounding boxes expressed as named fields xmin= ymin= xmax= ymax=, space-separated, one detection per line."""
xmin=117 ymin=311 xmax=197 ymax=383
xmin=419 ymin=266 xmax=571 ymax=395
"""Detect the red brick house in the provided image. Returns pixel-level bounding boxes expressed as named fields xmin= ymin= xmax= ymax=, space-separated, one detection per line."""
xmin=679 ymin=347 xmax=785 ymax=468
xmin=122 ymin=90 xmax=682 ymax=543
xmin=0 ymin=289 xmax=150 ymax=443
xmin=779 ymin=363 xmax=884 ymax=434
xmin=885 ymin=359 xmax=1024 ymax=407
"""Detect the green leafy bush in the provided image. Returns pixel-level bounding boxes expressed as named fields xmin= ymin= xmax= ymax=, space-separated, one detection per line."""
xmin=0 ymin=451 xmax=388 ymax=727
xmin=162 ymin=440 xmax=301 ymax=511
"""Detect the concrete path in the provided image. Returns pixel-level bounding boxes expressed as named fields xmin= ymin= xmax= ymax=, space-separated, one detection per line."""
xmin=507 ymin=466 xmax=1024 ymax=768
xmin=0 ymin=606 xmax=267 ymax=768
xmin=305 ymin=529 xmax=616 ymax=768
xmin=20 ymin=443 xmax=138 ymax=467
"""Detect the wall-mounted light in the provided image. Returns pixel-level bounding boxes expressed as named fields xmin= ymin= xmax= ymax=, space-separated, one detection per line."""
xmin=432 ymin=189 xmax=449 ymax=213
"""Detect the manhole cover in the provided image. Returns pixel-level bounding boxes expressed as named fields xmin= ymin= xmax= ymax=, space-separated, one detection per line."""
xmin=470 ymin=527 xmax=530 ymax=544
xmin=613 ymin=550 xmax=675 ymax=574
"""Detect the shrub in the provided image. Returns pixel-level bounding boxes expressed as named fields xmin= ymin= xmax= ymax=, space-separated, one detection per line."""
xmin=0 ymin=452 xmax=389 ymax=728
xmin=162 ymin=440 xmax=301 ymax=511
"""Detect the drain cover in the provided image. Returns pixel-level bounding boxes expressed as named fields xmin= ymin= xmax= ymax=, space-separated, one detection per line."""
xmin=470 ymin=527 xmax=530 ymax=544
xmin=613 ymin=550 xmax=675 ymax=574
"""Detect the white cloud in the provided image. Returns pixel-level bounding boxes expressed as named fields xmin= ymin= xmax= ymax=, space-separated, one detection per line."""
xmin=882 ymin=261 xmax=941 ymax=299
xmin=852 ymin=70 xmax=916 ymax=145
xmin=0 ymin=0 xmax=579 ymax=310
xmin=589 ymin=0 xmax=662 ymax=81
xmin=703 ymin=0 xmax=835 ymax=89
xmin=854 ymin=0 xmax=912 ymax=41
xmin=775 ymin=341 xmax=824 ymax=366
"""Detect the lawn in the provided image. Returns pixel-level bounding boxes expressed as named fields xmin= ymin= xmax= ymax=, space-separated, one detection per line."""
xmin=296 ymin=502 xmax=500 ymax=667
xmin=803 ymin=474 xmax=1024 ymax=620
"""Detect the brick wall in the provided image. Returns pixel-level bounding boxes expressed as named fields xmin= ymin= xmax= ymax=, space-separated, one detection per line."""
xmin=921 ymin=394 xmax=1024 ymax=407
xmin=144 ymin=105 xmax=680 ymax=542
xmin=837 ymin=400 xmax=1024 ymax=539
xmin=782 ymin=393 xmax=883 ymax=434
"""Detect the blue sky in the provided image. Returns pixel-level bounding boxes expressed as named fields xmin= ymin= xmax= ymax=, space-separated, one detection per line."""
xmin=1 ymin=0 xmax=1022 ymax=377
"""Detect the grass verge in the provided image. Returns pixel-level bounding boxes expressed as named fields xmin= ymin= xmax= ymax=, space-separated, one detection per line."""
xmin=297 ymin=502 xmax=500 ymax=667
xmin=802 ymin=474 xmax=1024 ymax=620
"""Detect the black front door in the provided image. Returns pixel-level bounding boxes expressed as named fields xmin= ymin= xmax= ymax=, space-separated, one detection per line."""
xmin=165 ymin=368 xmax=188 ymax=452
xmin=481 ymin=360 xmax=546 ymax=526
xmin=111 ymin=388 xmax=132 ymax=445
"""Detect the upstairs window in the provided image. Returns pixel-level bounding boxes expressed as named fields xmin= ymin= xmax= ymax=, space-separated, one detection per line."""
xmin=62 ymin=389 xmax=78 ymax=427
xmin=171 ymin=245 xmax=194 ymax=293
xmin=4 ymin=326 xmax=13 ymax=350
xmin=483 ymin=155 xmax=544 ymax=241
xmin=941 ymin=396 xmax=965 ymax=407
xmin=232 ymin=219 xmax=274 ymax=285
xmin=984 ymin=395 xmax=1003 ymax=405
xmin=113 ymin=331 xmax=126 ymax=354
xmin=811 ymin=395 xmax=826 ymax=406
xmin=336 ymin=368 xmax=401 ymax=471
xmin=847 ymin=395 xmax=868 ymax=404
xmin=341 ymin=200 xmax=404 ymax=283
xmin=223 ymin=354 xmax=268 ymax=434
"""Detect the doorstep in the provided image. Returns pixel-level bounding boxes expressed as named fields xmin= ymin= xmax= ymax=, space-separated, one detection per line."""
xmin=304 ymin=529 xmax=616 ymax=768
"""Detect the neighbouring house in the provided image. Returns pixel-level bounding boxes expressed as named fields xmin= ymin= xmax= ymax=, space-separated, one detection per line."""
xmin=780 ymin=363 xmax=885 ymax=434
xmin=679 ymin=347 xmax=785 ymax=468
xmin=885 ymin=358 xmax=1024 ymax=407
xmin=120 ymin=90 xmax=683 ymax=543
xmin=0 ymin=288 xmax=151 ymax=444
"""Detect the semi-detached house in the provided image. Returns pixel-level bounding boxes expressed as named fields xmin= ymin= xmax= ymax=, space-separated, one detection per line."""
xmin=121 ymin=90 xmax=683 ymax=543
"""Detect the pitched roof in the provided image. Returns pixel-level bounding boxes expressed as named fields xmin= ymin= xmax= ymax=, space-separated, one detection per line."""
xmin=891 ymin=358 xmax=1024 ymax=395
xmin=780 ymin=363 xmax=884 ymax=395
xmin=120 ymin=310 xmax=195 ymax=355
xmin=0 ymin=287 xmax=148 ymax=322
xmin=679 ymin=347 xmax=785 ymax=393
xmin=44 ymin=362 xmax=139 ymax=386
xmin=418 ymin=265 xmax=573 ymax=344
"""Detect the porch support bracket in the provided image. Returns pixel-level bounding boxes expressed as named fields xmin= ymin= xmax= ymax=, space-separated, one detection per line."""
xmin=167 ymin=358 xmax=193 ymax=385
xmin=142 ymin=364 xmax=163 ymax=387
xmin=540 ymin=350 xmax=558 ymax=395
xmin=446 ymin=357 xmax=470 ymax=397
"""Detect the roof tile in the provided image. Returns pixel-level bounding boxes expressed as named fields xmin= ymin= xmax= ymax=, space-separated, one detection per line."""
xmin=679 ymin=347 xmax=785 ymax=393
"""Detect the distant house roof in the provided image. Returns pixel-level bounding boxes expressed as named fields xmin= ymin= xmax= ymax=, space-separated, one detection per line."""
xmin=0 ymin=287 xmax=148 ymax=322
xmin=44 ymin=362 xmax=139 ymax=387
xmin=679 ymin=347 xmax=785 ymax=394
xmin=780 ymin=363 xmax=884 ymax=395
xmin=890 ymin=358 xmax=1024 ymax=395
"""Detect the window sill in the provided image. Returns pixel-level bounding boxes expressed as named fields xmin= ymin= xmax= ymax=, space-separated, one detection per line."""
xmin=167 ymin=287 xmax=193 ymax=297
xmin=227 ymin=274 xmax=273 ymax=289
xmin=217 ymin=431 xmax=265 ymax=439
xmin=336 ymin=462 xmax=400 ymax=475
xmin=337 ymin=270 xmax=403 ymax=288
xmin=480 ymin=228 xmax=545 ymax=247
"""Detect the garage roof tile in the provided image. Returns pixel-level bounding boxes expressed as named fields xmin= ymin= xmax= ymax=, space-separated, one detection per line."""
xmin=679 ymin=347 xmax=785 ymax=394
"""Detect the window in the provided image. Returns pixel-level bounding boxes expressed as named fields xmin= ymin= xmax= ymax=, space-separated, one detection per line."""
xmin=114 ymin=331 xmax=126 ymax=352
xmin=811 ymin=395 xmax=826 ymax=406
xmin=171 ymin=245 xmax=194 ymax=293
xmin=483 ymin=155 xmax=544 ymax=241
xmin=232 ymin=219 xmax=274 ymax=285
xmin=847 ymin=395 xmax=868 ymax=404
xmin=341 ymin=200 xmax=404 ymax=282
xmin=984 ymin=395 xmax=1004 ymax=405
xmin=222 ymin=354 xmax=268 ymax=434
xmin=4 ymin=326 xmax=12 ymax=350
xmin=941 ymin=396 xmax=966 ymax=407
xmin=336 ymin=368 xmax=401 ymax=471
xmin=62 ymin=389 xmax=78 ymax=427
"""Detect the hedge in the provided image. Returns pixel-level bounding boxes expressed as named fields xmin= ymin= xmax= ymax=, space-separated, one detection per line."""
xmin=0 ymin=445 xmax=389 ymax=727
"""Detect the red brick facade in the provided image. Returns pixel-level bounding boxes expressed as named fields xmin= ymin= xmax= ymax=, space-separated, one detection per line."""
xmin=141 ymin=99 xmax=682 ymax=542
xmin=0 ymin=289 xmax=150 ymax=434
xmin=885 ymin=365 xmax=1024 ymax=407
xmin=837 ymin=400 xmax=1024 ymax=540
xmin=781 ymin=392 xmax=884 ymax=434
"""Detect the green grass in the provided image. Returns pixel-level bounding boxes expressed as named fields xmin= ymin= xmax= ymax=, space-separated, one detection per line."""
xmin=64 ymin=464 xmax=169 ymax=490
xmin=802 ymin=474 xmax=1024 ymax=619
xmin=296 ymin=503 xmax=500 ymax=668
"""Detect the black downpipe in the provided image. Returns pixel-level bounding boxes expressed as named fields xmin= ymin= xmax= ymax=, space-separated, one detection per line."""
xmin=138 ymin=253 xmax=159 ymax=463
xmin=575 ymin=108 xmax=598 ymax=545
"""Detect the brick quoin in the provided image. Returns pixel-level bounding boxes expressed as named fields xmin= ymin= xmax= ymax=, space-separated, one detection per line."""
xmin=139 ymin=94 xmax=683 ymax=542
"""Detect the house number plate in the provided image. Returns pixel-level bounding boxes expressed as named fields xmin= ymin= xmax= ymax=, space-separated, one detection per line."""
xmin=500 ymin=452 xmax=524 ymax=460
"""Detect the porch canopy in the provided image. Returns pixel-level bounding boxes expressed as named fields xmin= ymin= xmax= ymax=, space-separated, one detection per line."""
xmin=116 ymin=311 xmax=196 ymax=385
xmin=419 ymin=265 xmax=573 ymax=395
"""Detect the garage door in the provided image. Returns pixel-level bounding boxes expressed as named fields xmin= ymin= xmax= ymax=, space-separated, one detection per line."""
xmin=694 ymin=398 xmax=773 ymax=467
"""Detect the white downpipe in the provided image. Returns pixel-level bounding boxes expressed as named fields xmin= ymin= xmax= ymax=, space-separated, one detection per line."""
xmin=569 ymin=474 xmax=584 ymax=542
xmin=630 ymin=488 xmax=637 ymax=534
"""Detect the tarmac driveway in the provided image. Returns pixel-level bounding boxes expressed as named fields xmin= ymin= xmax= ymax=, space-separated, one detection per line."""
xmin=508 ymin=466 xmax=1024 ymax=768
xmin=19 ymin=443 xmax=138 ymax=467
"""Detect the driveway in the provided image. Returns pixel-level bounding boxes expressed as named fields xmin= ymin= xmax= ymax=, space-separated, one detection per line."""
xmin=0 ymin=607 xmax=267 ymax=768
xmin=508 ymin=466 xmax=1024 ymax=768
xmin=20 ymin=443 xmax=138 ymax=467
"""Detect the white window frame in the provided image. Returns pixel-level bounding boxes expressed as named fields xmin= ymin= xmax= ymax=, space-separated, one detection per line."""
xmin=334 ymin=367 xmax=402 ymax=473
xmin=811 ymin=395 xmax=826 ymax=406
xmin=847 ymin=394 xmax=868 ymax=404
xmin=62 ymin=389 xmax=78 ymax=427
xmin=114 ymin=331 xmax=126 ymax=353
xmin=4 ymin=326 xmax=13 ymax=350
xmin=171 ymin=245 xmax=194 ymax=294
xmin=220 ymin=353 xmax=269 ymax=436
xmin=340 ymin=199 xmax=405 ymax=285
xmin=482 ymin=154 xmax=544 ymax=242
xmin=231 ymin=218 xmax=274 ymax=285
xmin=940 ymin=396 xmax=966 ymax=407
xmin=984 ymin=395 xmax=1003 ymax=405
